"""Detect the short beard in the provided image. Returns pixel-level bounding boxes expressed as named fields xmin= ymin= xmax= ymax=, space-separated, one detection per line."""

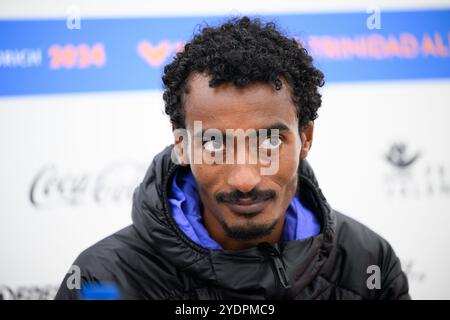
xmin=219 ymin=219 xmax=279 ymax=241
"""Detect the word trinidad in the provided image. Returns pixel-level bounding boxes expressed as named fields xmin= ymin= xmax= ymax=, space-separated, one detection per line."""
xmin=174 ymin=304 xmax=275 ymax=317
xmin=172 ymin=121 xmax=288 ymax=176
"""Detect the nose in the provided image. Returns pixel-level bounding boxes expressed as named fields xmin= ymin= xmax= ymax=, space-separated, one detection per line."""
xmin=227 ymin=164 xmax=262 ymax=193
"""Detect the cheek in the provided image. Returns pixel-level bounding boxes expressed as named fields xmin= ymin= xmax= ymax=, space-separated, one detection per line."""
xmin=272 ymin=146 xmax=300 ymax=187
xmin=190 ymin=164 xmax=225 ymax=196
xmin=277 ymin=161 xmax=299 ymax=197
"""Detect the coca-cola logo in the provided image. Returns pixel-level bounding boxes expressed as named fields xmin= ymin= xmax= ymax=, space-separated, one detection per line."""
xmin=0 ymin=284 xmax=58 ymax=300
xmin=29 ymin=162 xmax=145 ymax=209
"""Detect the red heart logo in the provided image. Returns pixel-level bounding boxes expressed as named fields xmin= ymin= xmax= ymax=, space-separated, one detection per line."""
xmin=137 ymin=41 xmax=171 ymax=67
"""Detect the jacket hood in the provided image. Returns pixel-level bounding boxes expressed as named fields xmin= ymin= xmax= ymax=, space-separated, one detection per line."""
xmin=131 ymin=145 xmax=336 ymax=299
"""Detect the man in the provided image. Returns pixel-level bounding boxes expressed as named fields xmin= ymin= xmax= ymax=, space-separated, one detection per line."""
xmin=55 ymin=17 xmax=410 ymax=300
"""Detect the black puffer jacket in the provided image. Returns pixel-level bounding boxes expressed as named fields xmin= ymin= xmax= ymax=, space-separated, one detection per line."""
xmin=55 ymin=145 xmax=410 ymax=300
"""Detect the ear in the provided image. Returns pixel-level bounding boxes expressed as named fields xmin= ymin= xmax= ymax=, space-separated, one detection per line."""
xmin=300 ymin=121 xmax=314 ymax=160
xmin=173 ymin=129 xmax=190 ymax=166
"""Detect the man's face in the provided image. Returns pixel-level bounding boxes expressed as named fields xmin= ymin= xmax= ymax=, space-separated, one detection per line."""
xmin=175 ymin=73 xmax=312 ymax=249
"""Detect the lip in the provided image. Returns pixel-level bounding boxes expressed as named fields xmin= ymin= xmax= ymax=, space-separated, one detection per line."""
xmin=225 ymin=199 xmax=271 ymax=216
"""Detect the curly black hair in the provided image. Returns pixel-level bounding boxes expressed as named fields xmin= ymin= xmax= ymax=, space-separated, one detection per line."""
xmin=162 ymin=16 xmax=325 ymax=132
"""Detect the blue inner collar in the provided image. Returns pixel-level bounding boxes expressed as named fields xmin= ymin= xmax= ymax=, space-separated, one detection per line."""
xmin=168 ymin=168 xmax=320 ymax=250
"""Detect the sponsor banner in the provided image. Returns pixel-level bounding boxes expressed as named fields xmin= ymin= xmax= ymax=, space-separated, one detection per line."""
xmin=1 ymin=9 xmax=449 ymax=96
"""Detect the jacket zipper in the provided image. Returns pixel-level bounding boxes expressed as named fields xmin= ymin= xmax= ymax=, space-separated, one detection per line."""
xmin=258 ymin=243 xmax=291 ymax=290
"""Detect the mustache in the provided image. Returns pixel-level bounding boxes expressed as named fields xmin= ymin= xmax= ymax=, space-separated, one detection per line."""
xmin=216 ymin=188 xmax=276 ymax=204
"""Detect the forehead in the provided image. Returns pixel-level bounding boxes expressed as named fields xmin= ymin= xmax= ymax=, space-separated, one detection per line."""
xmin=183 ymin=73 xmax=298 ymax=131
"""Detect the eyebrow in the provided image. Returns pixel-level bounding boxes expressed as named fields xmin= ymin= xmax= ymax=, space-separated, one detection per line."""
xmin=265 ymin=122 xmax=290 ymax=133
xmin=194 ymin=122 xmax=291 ymax=139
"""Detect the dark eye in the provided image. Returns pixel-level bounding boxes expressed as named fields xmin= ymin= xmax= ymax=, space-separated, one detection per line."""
xmin=260 ymin=136 xmax=282 ymax=150
xmin=203 ymin=140 xmax=224 ymax=152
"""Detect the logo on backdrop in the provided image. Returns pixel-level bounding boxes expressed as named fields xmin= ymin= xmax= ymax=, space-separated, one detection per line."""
xmin=0 ymin=285 xmax=58 ymax=300
xmin=401 ymin=259 xmax=426 ymax=284
xmin=29 ymin=161 xmax=145 ymax=209
xmin=137 ymin=40 xmax=184 ymax=67
xmin=383 ymin=142 xmax=450 ymax=198
xmin=385 ymin=142 xmax=421 ymax=169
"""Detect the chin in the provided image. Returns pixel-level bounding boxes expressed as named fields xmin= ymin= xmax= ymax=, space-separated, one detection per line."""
xmin=220 ymin=214 xmax=280 ymax=241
